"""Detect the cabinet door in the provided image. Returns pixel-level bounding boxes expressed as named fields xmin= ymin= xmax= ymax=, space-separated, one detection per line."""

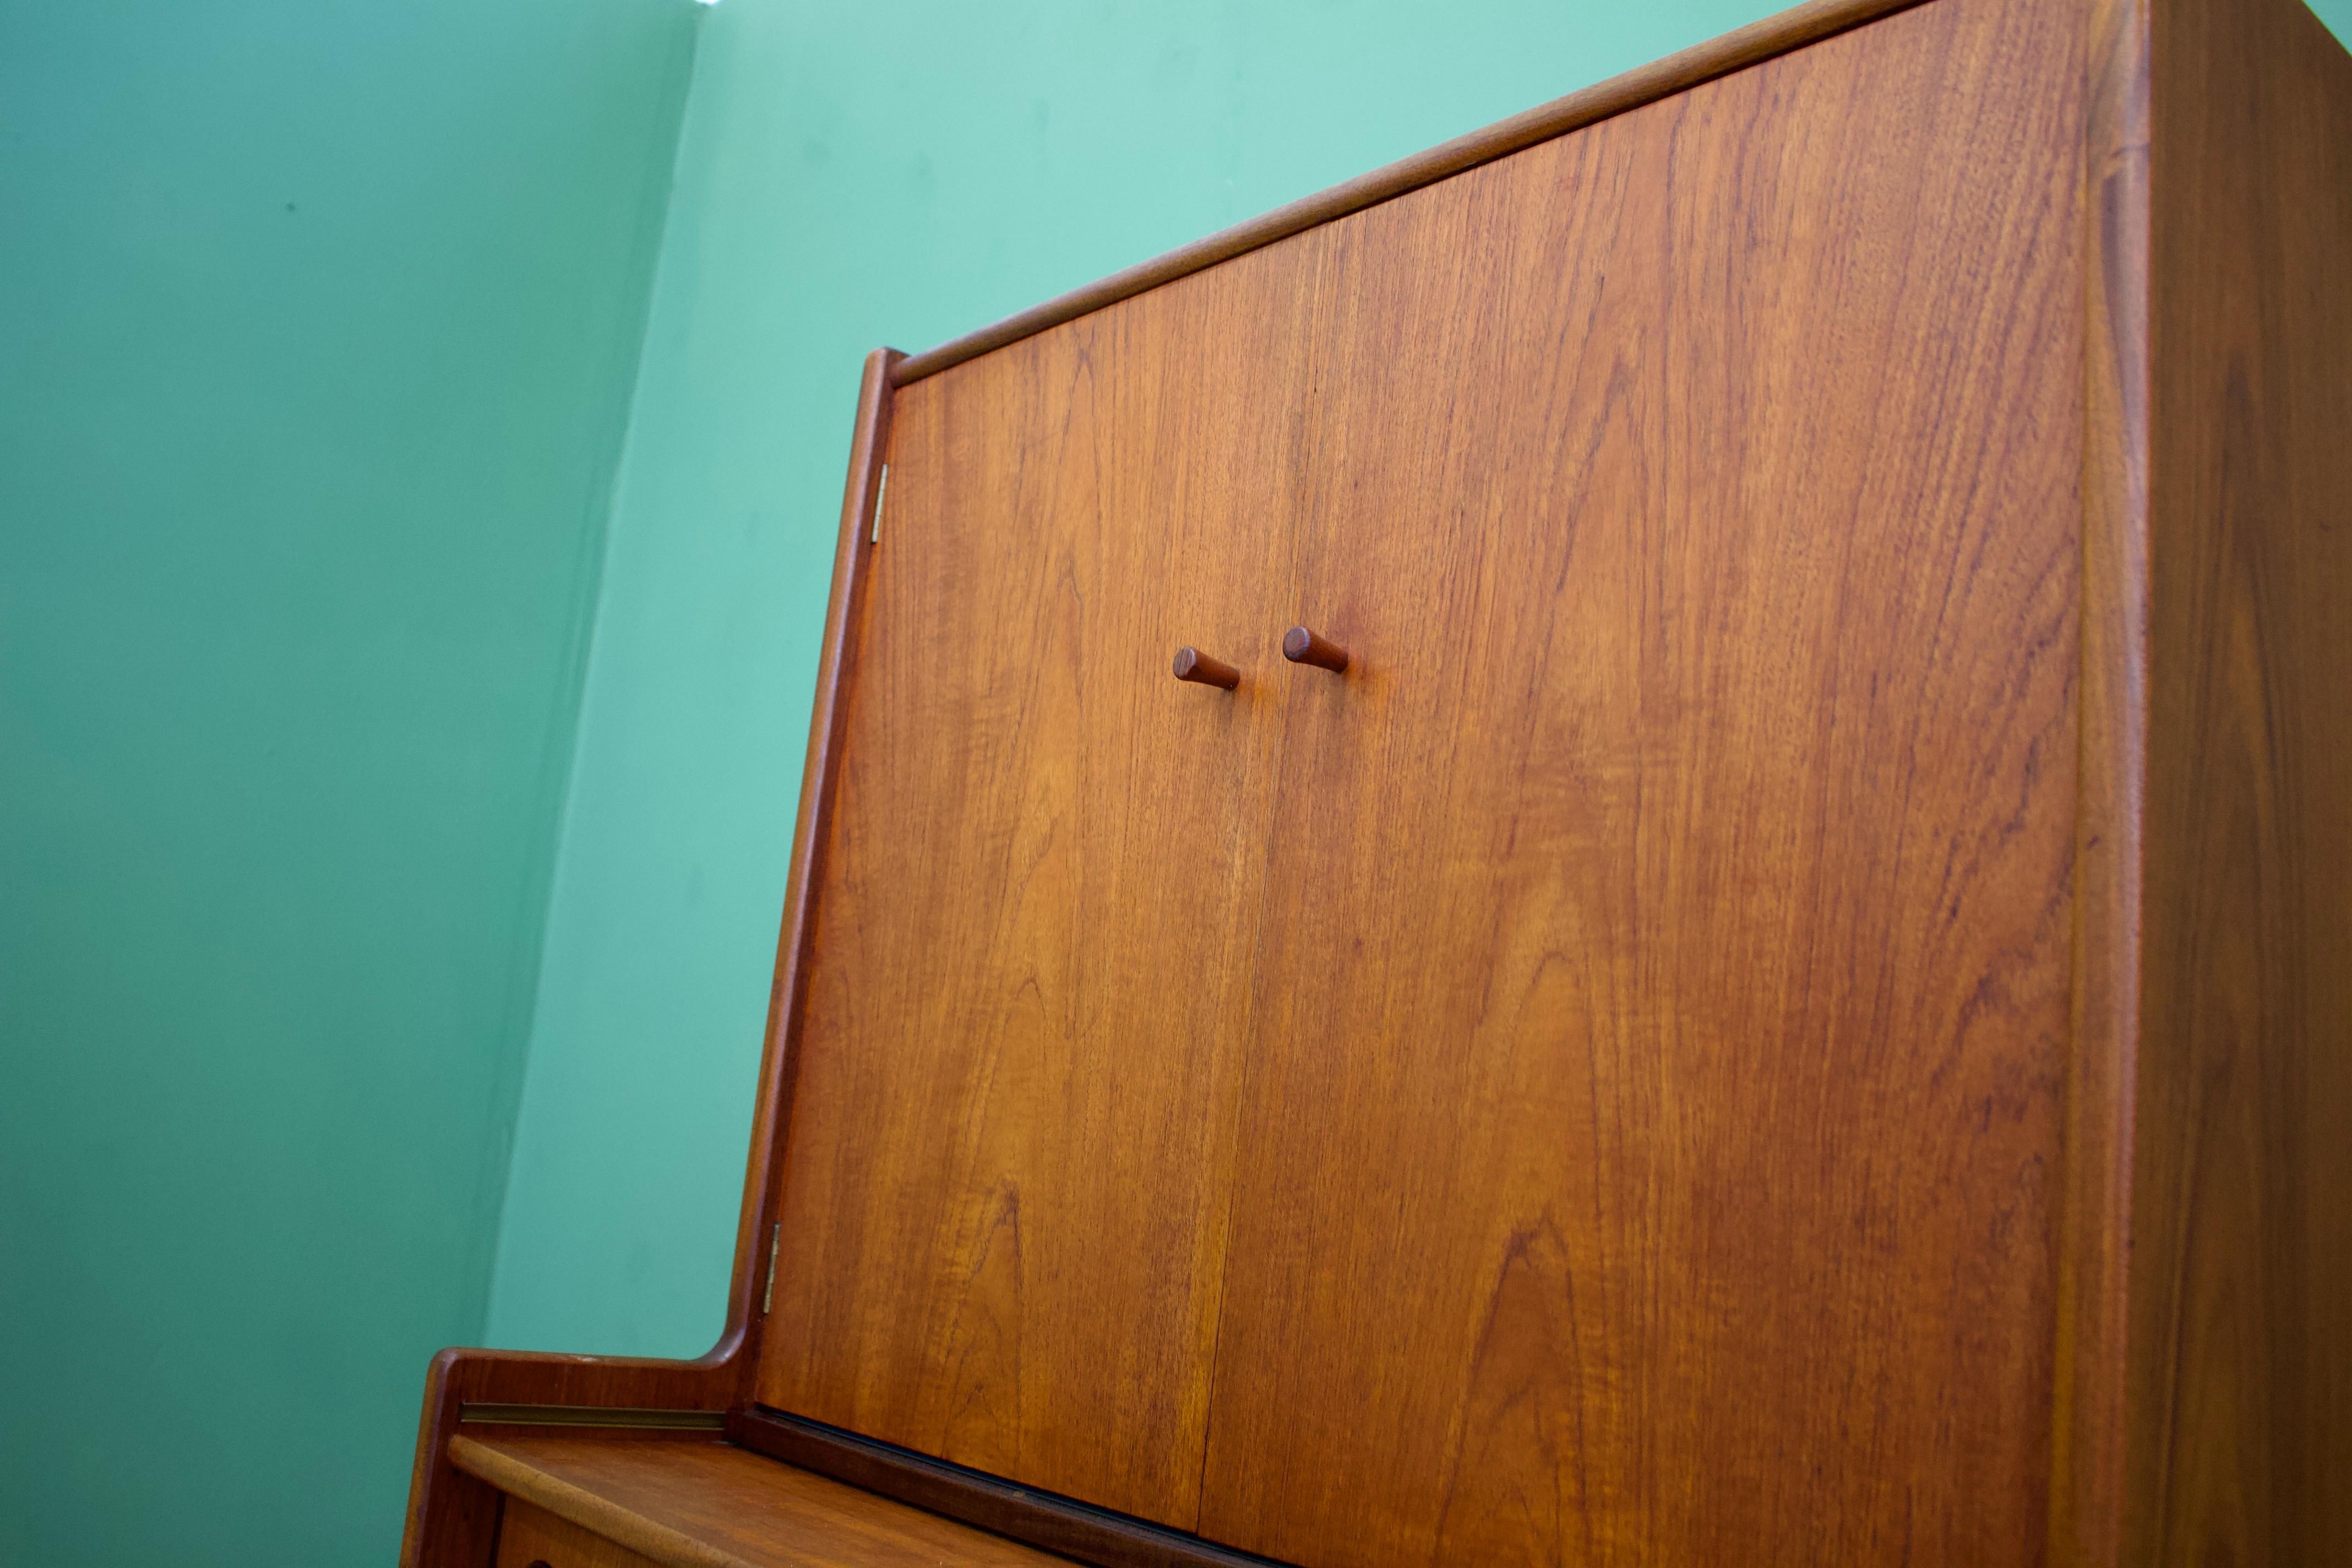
xmin=1198 ymin=0 xmax=2084 ymax=1562
xmin=756 ymin=246 xmax=1319 ymax=1527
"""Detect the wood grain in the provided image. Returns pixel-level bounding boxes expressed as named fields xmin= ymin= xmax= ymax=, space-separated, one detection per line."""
xmin=2123 ymin=0 xmax=2352 ymax=1558
xmin=2051 ymin=0 xmax=2150 ymax=1562
xmin=399 ymin=350 xmax=902 ymax=1568
xmin=1194 ymin=0 xmax=2087 ymax=1562
xmin=451 ymin=1435 xmax=1067 ymax=1568
xmin=889 ymin=0 xmax=1938 ymax=385
xmin=755 ymin=233 xmax=1326 ymax=1524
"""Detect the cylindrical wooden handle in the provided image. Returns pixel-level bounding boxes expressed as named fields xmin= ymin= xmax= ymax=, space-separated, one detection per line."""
xmin=1282 ymin=625 xmax=1350 ymax=673
xmin=1173 ymin=647 xmax=1241 ymax=689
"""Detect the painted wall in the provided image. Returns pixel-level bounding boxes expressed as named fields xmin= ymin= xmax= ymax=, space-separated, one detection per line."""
xmin=489 ymin=0 xmax=1820 ymax=1358
xmin=0 ymin=3 xmax=695 ymax=1564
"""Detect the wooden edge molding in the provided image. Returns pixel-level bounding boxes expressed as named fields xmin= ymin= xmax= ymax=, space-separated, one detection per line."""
xmin=2049 ymin=0 xmax=2150 ymax=1564
xmin=448 ymin=1435 xmax=756 ymax=1568
xmin=460 ymin=1403 xmax=729 ymax=1430
xmin=723 ymin=346 xmax=903 ymax=1397
xmin=726 ymin=1407 xmax=1298 ymax=1568
xmin=889 ymin=0 xmax=1934 ymax=385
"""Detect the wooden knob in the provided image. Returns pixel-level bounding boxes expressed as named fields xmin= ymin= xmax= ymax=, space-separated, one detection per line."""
xmin=1282 ymin=625 xmax=1350 ymax=673
xmin=1173 ymin=647 xmax=1240 ymax=690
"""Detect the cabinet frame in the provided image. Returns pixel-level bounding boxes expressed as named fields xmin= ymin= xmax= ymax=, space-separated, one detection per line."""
xmin=399 ymin=0 xmax=2352 ymax=1559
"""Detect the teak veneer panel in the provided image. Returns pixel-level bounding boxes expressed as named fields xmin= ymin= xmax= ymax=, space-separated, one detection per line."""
xmin=2124 ymin=0 xmax=2352 ymax=1558
xmin=763 ymin=0 xmax=2089 ymax=1554
xmin=756 ymin=236 xmax=1325 ymax=1522
xmin=451 ymin=1434 xmax=1067 ymax=1568
xmin=1196 ymin=0 xmax=2085 ymax=1561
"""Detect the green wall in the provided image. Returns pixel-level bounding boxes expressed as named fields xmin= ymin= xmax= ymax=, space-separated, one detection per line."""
xmin=0 ymin=2 xmax=695 ymax=1564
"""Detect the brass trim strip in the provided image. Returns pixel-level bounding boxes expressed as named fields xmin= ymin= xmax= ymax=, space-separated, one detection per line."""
xmin=458 ymin=1403 xmax=726 ymax=1430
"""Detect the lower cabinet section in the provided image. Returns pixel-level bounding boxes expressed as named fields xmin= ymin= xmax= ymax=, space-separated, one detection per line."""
xmin=495 ymin=1499 xmax=658 ymax=1568
xmin=449 ymin=1431 xmax=1075 ymax=1568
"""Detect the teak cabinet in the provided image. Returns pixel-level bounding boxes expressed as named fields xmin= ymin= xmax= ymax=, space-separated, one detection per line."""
xmin=401 ymin=0 xmax=2352 ymax=1563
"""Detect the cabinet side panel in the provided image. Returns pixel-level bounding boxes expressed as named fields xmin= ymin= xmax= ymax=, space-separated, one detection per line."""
xmin=2128 ymin=0 xmax=2352 ymax=1560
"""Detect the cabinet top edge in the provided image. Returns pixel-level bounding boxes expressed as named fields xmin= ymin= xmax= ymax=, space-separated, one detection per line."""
xmin=889 ymin=0 xmax=1937 ymax=387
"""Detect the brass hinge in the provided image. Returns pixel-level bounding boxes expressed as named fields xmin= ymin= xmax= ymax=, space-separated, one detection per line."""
xmin=869 ymin=463 xmax=891 ymax=546
xmin=761 ymin=1221 xmax=781 ymax=1314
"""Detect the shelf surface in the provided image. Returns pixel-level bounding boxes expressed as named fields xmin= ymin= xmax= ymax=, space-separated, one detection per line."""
xmin=449 ymin=1431 xmax=1071 ymax=1568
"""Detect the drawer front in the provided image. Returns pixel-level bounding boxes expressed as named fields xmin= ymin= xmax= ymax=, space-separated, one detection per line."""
xmin=494 ymin=1498 xmax=659 ymax=1568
